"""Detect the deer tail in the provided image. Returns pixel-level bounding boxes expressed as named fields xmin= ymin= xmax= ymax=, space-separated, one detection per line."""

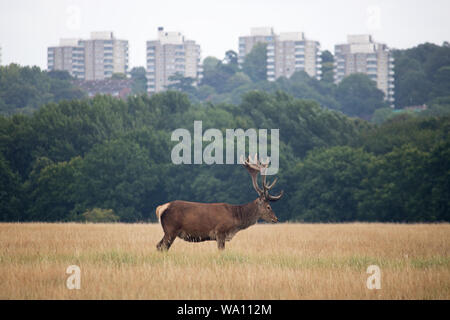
xmin=155 ymin=203 xmax=170 ymax=223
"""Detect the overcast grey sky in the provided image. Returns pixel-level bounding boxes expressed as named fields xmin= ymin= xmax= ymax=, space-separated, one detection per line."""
xmin=0 ymin=0 xmax=449 ymax=69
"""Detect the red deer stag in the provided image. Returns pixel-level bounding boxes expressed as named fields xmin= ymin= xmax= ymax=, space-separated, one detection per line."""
xmin=155 ymin=155 xmax=283 ymax=251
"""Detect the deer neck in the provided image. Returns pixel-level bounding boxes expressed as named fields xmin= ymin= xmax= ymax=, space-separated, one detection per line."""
xmin=234 ymin=200 xmax=260 ymax=230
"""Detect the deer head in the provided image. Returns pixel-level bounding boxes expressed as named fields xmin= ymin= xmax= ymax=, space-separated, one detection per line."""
xmin=241 ymin=154 xmax=284 ymax=223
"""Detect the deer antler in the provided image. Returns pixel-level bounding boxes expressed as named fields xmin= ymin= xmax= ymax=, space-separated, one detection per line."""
xmin=241 ymin=154 xmax=264 ymax=197
xmin=241 ymin=154 xmax=283 ymax=202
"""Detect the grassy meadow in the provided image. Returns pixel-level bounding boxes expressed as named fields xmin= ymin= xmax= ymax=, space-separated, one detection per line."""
xmin=0 ymin=223 xmax=449 ymax=299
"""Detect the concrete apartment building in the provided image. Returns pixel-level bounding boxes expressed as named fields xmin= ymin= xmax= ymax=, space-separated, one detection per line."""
xmin=47 ymin=32 xmax=129 ymax=80
xmin=146 ymin=27 xmax=202 ymax=94
xmin=47 ymin=38 xmax=84 ymax=78
xmin=238 ymin=27 xmax=322 ymax=81
xmin=334 ymin=35 xmax=395 ymax=105
xmin=81 ymin=32 xmax=128 ymax=80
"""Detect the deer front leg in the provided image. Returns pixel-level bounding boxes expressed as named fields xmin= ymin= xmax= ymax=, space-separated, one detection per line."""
xmin=216 ymin=233 xmax=226 ymax=250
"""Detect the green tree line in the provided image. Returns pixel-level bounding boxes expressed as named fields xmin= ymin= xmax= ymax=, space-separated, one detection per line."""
xmin=0 ymin=91 xmax=448 ymax=222
xmin=0 ymin=65 xmax=149 ymax=116
xmin=0 ymin=65 xmax=86 ymax=115
xmin=2 ymin=42 xmax=450 ymax=121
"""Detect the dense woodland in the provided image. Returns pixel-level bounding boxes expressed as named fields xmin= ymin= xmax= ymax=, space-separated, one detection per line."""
xmin=0 ymin=42 xmax=449 ymax=222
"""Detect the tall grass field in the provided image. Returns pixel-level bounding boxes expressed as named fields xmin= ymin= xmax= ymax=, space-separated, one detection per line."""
xmin=0 ymin=223 xmax=449 ymax=299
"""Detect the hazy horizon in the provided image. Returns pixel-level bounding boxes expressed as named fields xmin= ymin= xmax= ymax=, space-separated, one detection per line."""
xmin=1 ymin=0 xmax=449 ymax=70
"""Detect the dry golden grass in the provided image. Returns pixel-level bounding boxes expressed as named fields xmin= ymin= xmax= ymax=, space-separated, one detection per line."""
xmin=0 ymin=223 xmax=449 ymax=299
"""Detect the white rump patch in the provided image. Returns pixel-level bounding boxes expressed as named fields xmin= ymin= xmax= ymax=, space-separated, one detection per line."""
xmin=155 ymin=202 xmax=170 ymax=223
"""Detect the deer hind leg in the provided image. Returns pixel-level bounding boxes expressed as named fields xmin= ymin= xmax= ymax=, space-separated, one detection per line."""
xmin=157 ymin=233 xmax=176 ymax=251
